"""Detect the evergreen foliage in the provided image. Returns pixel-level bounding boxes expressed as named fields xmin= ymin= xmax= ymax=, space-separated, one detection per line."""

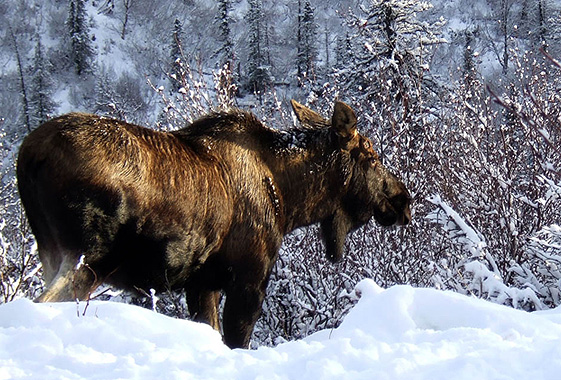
xmin=336 ymin=0 xmax=445 ymax=166
xmin=462 ymin=28 xmax=477 ymax=90
xmin=66 ymin=0 xmax=95 ymax=76
xmin=334 ymin=31 xmax=353 ymax=69
xmin=8 ymin=27 xmax=30 ymax=133
xmin=29 ymin=36 xmax=57 ymax=127
xmin=216 ymin=0 xmax=234 ymax=66
xmin=245 ymin=0 xmax=272 ymax=94
xmin=297 ymin=1 xmax=317 ymax=79
xmin=170 ymin=18 xmax=185 ymax=90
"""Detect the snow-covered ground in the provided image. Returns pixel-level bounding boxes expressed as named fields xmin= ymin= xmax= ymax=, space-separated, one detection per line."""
xmin=1 ymin=279 xmax=561 ymax=380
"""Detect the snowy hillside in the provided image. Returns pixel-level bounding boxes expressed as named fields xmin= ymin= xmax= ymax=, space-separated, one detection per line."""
xmin=2 ymin=279 xmax=561 ymax=380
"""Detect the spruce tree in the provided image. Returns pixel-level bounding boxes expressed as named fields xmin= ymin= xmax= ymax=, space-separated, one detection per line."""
xmin=498 ymin=0 xmax=513 ymax=75
xmin=66 ymin=0 xmax=94 ymax=76
xmin=245 ymin=0 xmax=272 ymax=94
xmin=336 ymin=0 xmax=444 ymax=160
xmin=170 ymin=18 xmax=185 ymax=90
xmin=334 ymin=31 xmax=353 ymax=69
xmin=297 ymin=1 xmax=317 ymax=79
xmin=216 ymin=0 xmax=234 ymax=66
xmin=29 ymin=36 xmax=57 ymax=127
xmin=532 ymin=0 xmax=561 ymax=52
xmin=462 ymin=29 xmax=477 ymax=90
xmin=215 ymin=0 xmax=238 ymax=100
xmin=9 ymin=26 xmax=30 ymax=132
xmin=338 ymin=0 xmax=444 ymax=109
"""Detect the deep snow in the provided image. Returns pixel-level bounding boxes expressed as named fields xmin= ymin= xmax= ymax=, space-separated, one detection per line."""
xmin=1 ymin=279 xmax=561 ymax=380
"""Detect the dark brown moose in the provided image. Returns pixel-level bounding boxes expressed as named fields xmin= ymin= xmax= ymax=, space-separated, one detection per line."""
xmin=17 ymin=100 xmax=411 ymax=348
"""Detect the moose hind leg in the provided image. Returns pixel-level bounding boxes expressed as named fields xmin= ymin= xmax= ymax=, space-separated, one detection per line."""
xmin=35 ymin=255 xmax=99 ymax=303
xmin=35 ymin=186 xmax=123 ymax=302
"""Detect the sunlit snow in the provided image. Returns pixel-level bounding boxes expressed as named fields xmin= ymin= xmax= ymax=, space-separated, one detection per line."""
xmin=1 ymin=279 xmax=560 ymax=380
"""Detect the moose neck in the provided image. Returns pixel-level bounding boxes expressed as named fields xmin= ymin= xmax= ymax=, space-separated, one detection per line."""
xmin=265 ymin=127 xmax=347 ymax=233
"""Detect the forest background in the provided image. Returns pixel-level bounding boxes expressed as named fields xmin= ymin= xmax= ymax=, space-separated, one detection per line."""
xmin=0 ymin=0 xmax=560 ymax=347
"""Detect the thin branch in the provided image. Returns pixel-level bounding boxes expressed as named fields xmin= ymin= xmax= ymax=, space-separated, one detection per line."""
xmin=541 ymin=47 xmax=561 ymax=69
xmin=487 ymin=84 xmax=560 ymax=156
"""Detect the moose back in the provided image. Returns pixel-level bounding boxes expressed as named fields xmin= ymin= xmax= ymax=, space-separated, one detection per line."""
xmin=17 ymin=100 xmax=411 ymax=348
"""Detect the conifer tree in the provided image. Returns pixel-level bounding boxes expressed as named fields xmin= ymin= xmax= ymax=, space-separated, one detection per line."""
xmin=338 ymin=0 xmax=444 ymax=120
xmin=9 ymin=26 xmax=30 ymax=132
xmin=66 ymin=0 xmax=95 ymax=76
xmin=245 ymin=0 xmax=272 ymax=94
xmin=462 ymin=28 xmax=478 ymax=90
xmin=334 ymin=31 xmax=353 ymax=69
xmin=169 ymin=18 xmax=185 ymax=90
xmin=498 ymin=0 xmax=513 ymax=74
xmin=214 ymin=0 xmax=239 ymax=99
xmin=29 ymin=36 xmax=57 ymax=127
xmin=531 ymin=0 xmax=561 ymax=52
xmin=297 ymin=1 xmax=317 ymax=79
xmin=216 ymin=0 xmax=234 ymax=66
xmin=336 ymin=0 xmax=444 ymax=166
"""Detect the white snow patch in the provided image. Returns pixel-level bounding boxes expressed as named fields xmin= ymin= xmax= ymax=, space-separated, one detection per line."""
xmin=2 ymin=280 xmax=561 ymax=379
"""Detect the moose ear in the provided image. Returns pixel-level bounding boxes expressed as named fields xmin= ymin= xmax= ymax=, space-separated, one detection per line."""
xmin=331 ymin=101 xmax=357 ymax=143
xmin=291 ymin=99 xmax=330 ymax=128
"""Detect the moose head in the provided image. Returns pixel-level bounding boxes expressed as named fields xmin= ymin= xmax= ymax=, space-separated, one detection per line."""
xmin=290 ymin=100 xmax=411 ymax=262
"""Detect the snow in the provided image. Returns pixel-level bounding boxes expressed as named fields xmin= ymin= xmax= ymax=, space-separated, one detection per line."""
xmin=2 ymin=279 xmax=561 ymax=379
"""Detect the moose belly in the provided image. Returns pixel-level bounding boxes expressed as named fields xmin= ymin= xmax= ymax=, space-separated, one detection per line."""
xmin=96 ymin=193 xmax=230 ymax=293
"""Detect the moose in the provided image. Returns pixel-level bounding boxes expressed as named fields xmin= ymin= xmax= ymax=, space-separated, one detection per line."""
xmin=17 ymin=100 xmax=411 ymax=349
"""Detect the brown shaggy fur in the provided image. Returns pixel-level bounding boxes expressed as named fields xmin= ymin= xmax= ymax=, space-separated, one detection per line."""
xmin=17 ymin=100 xmax=410 ymax=348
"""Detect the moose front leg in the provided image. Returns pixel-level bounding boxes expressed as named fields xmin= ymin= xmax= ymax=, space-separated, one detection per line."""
xmin=222 ymin=283 xmax=266 ymax=349
xmin=185 ymin=287 xmax=221 ymax=331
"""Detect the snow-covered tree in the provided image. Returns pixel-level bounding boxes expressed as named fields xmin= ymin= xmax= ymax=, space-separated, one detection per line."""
xmin=169 ymin=18 xmax=185 ymax=90
xmin=29 ymin=36 xmax=57 ymax=127
xmin=66 ymin=0 xmax=95 ymax=76
xmin=527 ymin=0 xmax=561 ymax=53
xmin=297 ymin=1 xmax=317 ymax=79
xmin=494 ymin=0 xmax=515 ymax=74
xmin=95 ymin=67 xmax=149 ymax=123
xmin=245 ymin=0 xmax=272 ymax=94
xmin=462 ymin=28 xmax=478 ymax=90
xmin=8 ymin=27 xmax=30 ymax=133
xmin=336 ymin=0 xmax=445 ymax=164
xmin=215 ymin=0 xmax=234 ymax=66
xmin=334 ymin=31 xmax=353 ymax=69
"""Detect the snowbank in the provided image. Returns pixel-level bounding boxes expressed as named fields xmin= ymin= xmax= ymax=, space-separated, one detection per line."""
xmin=1 ymin=280 xmax=561 ymax=379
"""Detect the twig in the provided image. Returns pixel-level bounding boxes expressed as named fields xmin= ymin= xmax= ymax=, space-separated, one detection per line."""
xmin=540 ymin=47 xmax=561 ymax=69
xmin=72 ymin=258 xmax=98 ymax=317
xmin=486 ymin=84 xmax=560 ymax=156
